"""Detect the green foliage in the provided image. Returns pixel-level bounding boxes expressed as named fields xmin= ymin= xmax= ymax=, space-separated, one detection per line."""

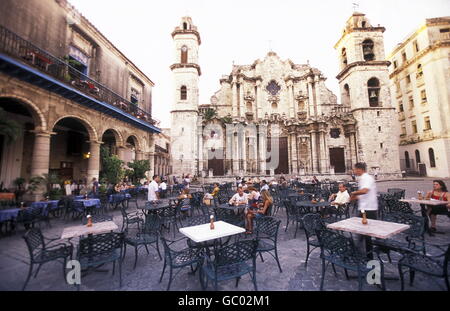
xmin=100 ymin=146 xmax=124 ymax=184
xmin=0 ymin=108 xmax=23 ymax=144
xmin=203 ymin=108 xmax=218 ymax=121
xmin=28 ymin=176 xmax=45 ymax=193
xmin=13 ymin=177 xmax=26 ymax=187
xmin=45 ymin=188 xmax=64 ymax=200
xmin=126 ymin=160 xmax=150 ymax=184
xmin=221 ymin=115 xmax=233 ymax=124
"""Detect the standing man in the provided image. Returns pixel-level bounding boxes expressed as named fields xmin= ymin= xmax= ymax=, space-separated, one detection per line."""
xmin=350 ymin=162 xmax=378 ymax=255
xmin=91 ymin=178 xmax=99 ymax=196
xmin=148 ymin=175 xmax=160 ymax=202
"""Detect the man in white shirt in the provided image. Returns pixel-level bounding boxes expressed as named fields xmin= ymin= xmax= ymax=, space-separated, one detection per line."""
xmin=229 ymin=187 xmax=249 ymax=205
xmin=329 ymin=183 xmax=350 ymax=206
xmin=350 ymin=162 xmax=378 ymax=218
xmin=350 ymin=163 xmax=378 ymax=256
xmin=148 ymin=175 xmax=160 ymax=202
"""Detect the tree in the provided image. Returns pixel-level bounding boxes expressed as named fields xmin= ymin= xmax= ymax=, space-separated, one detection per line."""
xmin=127 ymin=160 xmax=150 ymax=184
xmin=0 ymin=107 xmax=23 ymax=144
xmin=203 ymin=108 xmax=217 ymax=121
xmin=100 ymin=146 xmax=124 ymax=184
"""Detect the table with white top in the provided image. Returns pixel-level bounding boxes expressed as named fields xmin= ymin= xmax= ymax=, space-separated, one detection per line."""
xmin=400 ymin=199 xmax=449 ymax=235
xmin=179 ymin=221 xmax=245 ymax=243
xmin=327 ymin=217 xmax=410 ymax=260
xmin=400 ymin=199 xmax=448 ymax=206
xmin=61 ymin=221 xmax=118 ymax=240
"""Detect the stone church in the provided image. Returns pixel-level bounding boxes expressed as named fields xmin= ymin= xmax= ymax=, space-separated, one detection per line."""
xmin=170 ymin=14 xmax=401 ymax=179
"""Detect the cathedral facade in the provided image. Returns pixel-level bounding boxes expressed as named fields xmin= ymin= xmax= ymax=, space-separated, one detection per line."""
xmin=170 ymin=13 xmax=401 ymax=179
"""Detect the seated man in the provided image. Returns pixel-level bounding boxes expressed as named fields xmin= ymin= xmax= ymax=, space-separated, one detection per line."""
xmin=329 ymin=183 xmax=350 ymax=206
xmin=229 ymin=187 xmax=249 ymax=206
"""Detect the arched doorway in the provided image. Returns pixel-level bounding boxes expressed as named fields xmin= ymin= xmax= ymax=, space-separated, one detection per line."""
xmin=0 ymin=97 xmax=44 ymax=188
xmin=125 ymin=136 xmax=139 ymax=163
xmin=50 ymin=117 xmax=93 ymax=183
xmin=102 ymin=129 xmax=122 ymax=156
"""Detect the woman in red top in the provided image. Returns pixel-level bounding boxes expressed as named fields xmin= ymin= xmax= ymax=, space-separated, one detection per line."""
xmin=425 ymin=180 xmax=450 ymax=232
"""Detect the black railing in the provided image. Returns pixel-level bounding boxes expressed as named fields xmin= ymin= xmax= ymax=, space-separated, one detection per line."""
xmin=0 ymin=25 xmax=159 ymax=127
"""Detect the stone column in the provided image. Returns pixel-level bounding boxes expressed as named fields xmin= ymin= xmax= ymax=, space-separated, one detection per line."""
xmin=319 ymin=130 xmax=328 ymax=174
xmin=256 ymin=81 xmax=263 ymax=120
xmin=135 ymin=150 xmax=144 ymax=161
xmin=314 ymin=76 xmax=322 ymax=116
xmin=307 ymin=79 xmax=314 ymax=118
xmin=310 ymin=131 xmax=319 ymax=174
xmin=288 ymin=83 xmax=295 ymax=118
xmin=239 ymin=80 xmax=245 ymax=119
xmin=198 ymin=127 xmax=204 ymax=174
xmin=242 ymin=131 xmax=247 ymax=174
xmin=233 ymin=133 xmax=239 ymax=175
xmin=30 ymin=131 xmax=53 ymax=177
xmin=291 ymin=133 xmax=298 ymax=174
xmin=232 ymin=81 xmax=238 ymax=116
xmin=87 ymin=141 xmax=102 ymax=181
xmin=117 ymin=146 xmax=127 ymax=162
xmin=258 ymin=127 xmax=267 ymax=174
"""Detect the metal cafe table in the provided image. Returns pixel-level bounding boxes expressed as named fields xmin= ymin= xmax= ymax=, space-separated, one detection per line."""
xmin=327 ymin=217 xmax=410 ymax=260
xmin=179 ymin=221 xmax=245 ymax=244
xmin=400 ymin=198 xmax=449 ymax=234
xmin=296 ymin=201 xmax=331 ymax=213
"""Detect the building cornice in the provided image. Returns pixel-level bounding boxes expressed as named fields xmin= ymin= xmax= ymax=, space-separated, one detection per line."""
xmin=171 ymin=29 xmax=202 ymax=45
xmin=336 ymin=61 xmax=391 ymax=80
xmin=170 ymin=63 xmax=202 ymax=76
xmin=335 ymin=27 xmax=386 ymax=49
xmin=389 ymin=41 xmax=450 ymax=79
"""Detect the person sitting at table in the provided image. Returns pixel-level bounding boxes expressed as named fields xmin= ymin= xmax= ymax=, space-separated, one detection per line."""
xmin=424 ymin=180 xmax=450 ymax=233
xmin=91 ymin=178 xmax=99 ymax=196
xmin=329 ymin=183 xmax=350 ymax=206
xmin=260 ymin=180 xmax=269 ymax=192
xmin=159 ymin=180 xmax=168 ymax=198
xmin=229 ymin=187 xmax=248 ymax=206
xmin=247 ymin=187 xmax=261 ymax=208
xmin=245 ymin=190 xmax=273 ymax=234
xmin=178 ymin=188 xmax=193 ymax=216
xmin=210 ymin=183 xmax=220 ymax=198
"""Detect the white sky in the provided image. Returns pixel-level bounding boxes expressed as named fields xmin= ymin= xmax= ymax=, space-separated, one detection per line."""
xmin=69 ymin=0 xmax=449 ymax=128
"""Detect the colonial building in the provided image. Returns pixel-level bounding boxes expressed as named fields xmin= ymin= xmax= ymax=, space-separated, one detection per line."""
xmin=170 ymin=13 xmax=401 ymax=178
xmin=154 ymin=129 xmax=172 ymax=178
xmin=0 ymin=0 xmax=161 ymax=189
xmin=388 ymin=17 xmax=450 ymax=178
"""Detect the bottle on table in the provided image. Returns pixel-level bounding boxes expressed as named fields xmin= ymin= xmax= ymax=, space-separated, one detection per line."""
xmin=361 ymin=209 xmax=368 ymax=225
xmin=210 ymin=215 xmax=215 ymax=230
xmin=417 ymin=191 xmax=423 ymax=200
xmin=86 ymin=215 xmax=93 ymax=227
xmin=20 ymin=202 xmax=25 ymax=209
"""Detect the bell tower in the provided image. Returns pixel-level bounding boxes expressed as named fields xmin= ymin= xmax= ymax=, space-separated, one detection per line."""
xmin=170 ymin=17 xmax=201 ymax=176
xmin=335 ymin=12 xmax=400 ymax=176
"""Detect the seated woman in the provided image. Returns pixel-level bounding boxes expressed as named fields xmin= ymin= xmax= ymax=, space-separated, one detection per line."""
xmin=247 ymin=187 xmax=261 ymax=208
xmin=245 ymin=190 xmax=273 ymax=234
xmin=178 ymin=188 xmax=193 ymax=216
xmin=424 ymin=180 xmax=450 ymax=232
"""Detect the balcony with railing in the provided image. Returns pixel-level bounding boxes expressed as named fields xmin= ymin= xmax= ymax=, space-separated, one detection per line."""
xmin=0 ymin=25 xmax=160 ymax=133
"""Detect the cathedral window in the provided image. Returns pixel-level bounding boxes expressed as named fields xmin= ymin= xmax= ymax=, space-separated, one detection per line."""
xmin=343 ymin=84 xmax=350 ymax=106
xmin=183 ymin=22 xmax=188 ymax=30
xmin=362 ymin=39 xmax=375 ymax=61
xmin=266 ymin=80 xmax=281 ymax=96
xmin=180 ymin=86 xmax=187 ymax=100
xmin=181 ymin=46 xmax=188 ymax=64
xmin=330 ymin=128 xmax=341 ymax=139
xmin=367 ymin=78 xmax=380 ymax=107
xmin=341 ymin=48 xmax=347 ymax=67
xmin=429 ymin=148 xmax=436 ymax=168
xmin=405 ymin=151 xmax=410 ymax=169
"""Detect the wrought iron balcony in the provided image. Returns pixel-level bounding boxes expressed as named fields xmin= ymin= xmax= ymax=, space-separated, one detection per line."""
xmin=0 ymin=25 xmax=160 ymax=132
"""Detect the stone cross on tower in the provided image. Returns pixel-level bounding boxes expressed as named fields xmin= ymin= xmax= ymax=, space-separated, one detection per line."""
xmin=352 ymin=3 xmax=360 ymax=11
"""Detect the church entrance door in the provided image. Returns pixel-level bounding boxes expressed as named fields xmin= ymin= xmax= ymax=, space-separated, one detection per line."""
xmin=208 ymin=149 xmax=225 ymax=176
xmin=329 ymin=148 xmax=346 ymax=173
xmin=266 ymin=137 xmax=289 ymax=175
